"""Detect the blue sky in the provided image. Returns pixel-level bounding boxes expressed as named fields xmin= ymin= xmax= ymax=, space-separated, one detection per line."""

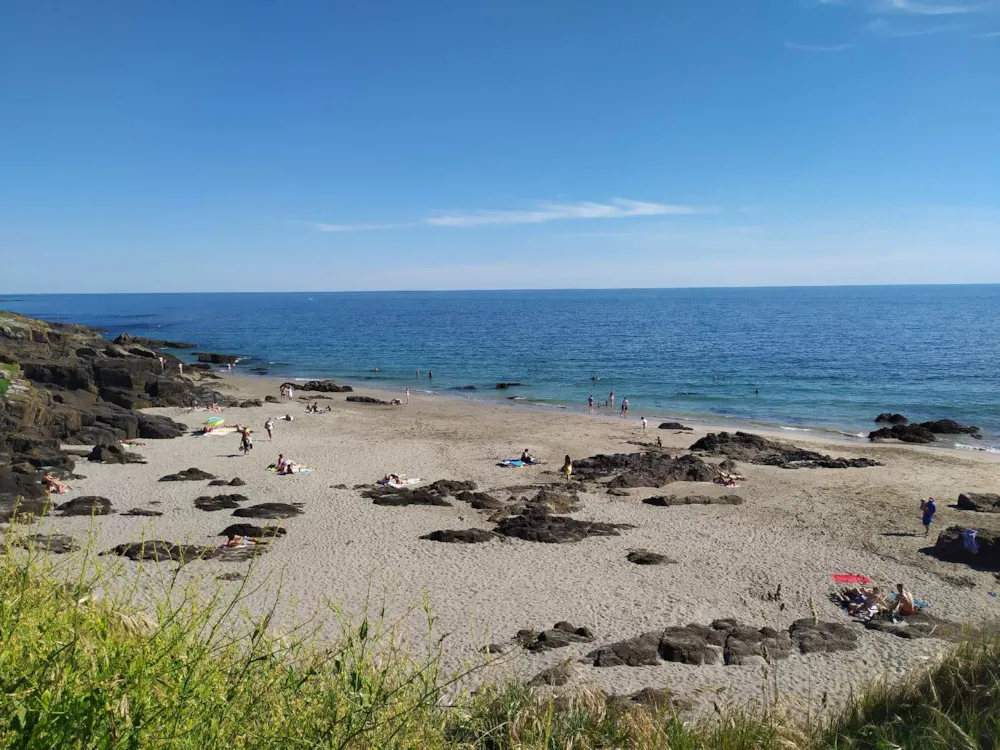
xmin=1 ymin=0 xmax=998 ymax=292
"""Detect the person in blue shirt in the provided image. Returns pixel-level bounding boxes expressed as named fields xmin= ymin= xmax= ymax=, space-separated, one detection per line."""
xmin=920 ymin=497 xmax=936 ymax=537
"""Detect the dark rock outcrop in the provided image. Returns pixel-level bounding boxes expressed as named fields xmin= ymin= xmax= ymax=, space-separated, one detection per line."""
xmin=642 ymin=494 xmax=743 ymax=507
xmin=219 ymin=523 xmax=287 ymax=539
xmin=239 ymin=399 xmax=263 ymax=408
xmin=296 ymin=380 xmax=353 ymax=393
xmin=420 ymin=529 xmax=496 ymax=543
xmin=517 ymin=622 xmax=595 ymax=652
xmin=494 ymin=507 xmax=632 ymax=543
xmin=228 ymin=477 xmax=246 ymax=487
xmin=875 ymin=413 xmax=908 ymax=424
xmin=450 ymin=385 xmax=477 ymax=391
xmin=919 ymin=419 xmax=982 ymax=439
xmin=15 ymin=533 xmax=78 ymax=554
xmin=195 ymin=352 xmax=240 ymax=364
xmin=864 ymin=612 xmax=962 ymax=641
xmin=0 ymin=469 xmax=50 ymax=522
xmin=658 ymin=422 xmax=693 ymax=431
xmin=137 ymin=413 xmax=187 ymax=439
xmin=869 ymin=424 xmax=936 ymax=444
xmin=232 ymin=503 xmax=303 ymax=519
xmin=113 ymin=333 xmax=196 ymax=350
xmin=691 ymin=431 xmax=881 ymax=469
xmin=789 ymin=619 xmax=860 ymax=654
xmin=573 ymin=452 xmax=721 ymax=488
xmin=527 ymin=663 xmax=574 ymax=687
xmin=102 ymin=540 xmax=207 ymax=563
xmin=588 ymin=633 xmax=663 ymax=667
xmin=346 ymin=396 xmax=392 ymax=405
xmin=57 ymin=495 xmax=113 ymax=516
xmin=931 ymin=526 xmax=1000 ymax=570
xmin=957 ymin=493 xmax=1000 ymax=513
xmin=159 ymin=468 xmax=216 ymax=482
xmin=495 ymin=382 xmax=523 ymax=389
xmin=88 ymin=444 xmax=146 ymax=464
xmin=363 ymin=479 xmax=476 ymax=507
xmin=195 ymin=495 xmax=248 ymax=511
xmin=122 ymin=508 xmax=164 ymax=517
xmin=627 ymin=549 xmax=676 ymax=565
xmin=455 ymin=491 xmax=504 ymax=510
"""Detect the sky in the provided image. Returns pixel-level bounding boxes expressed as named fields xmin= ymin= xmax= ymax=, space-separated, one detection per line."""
xmin=1 ymin=0 xmax=998 ymax=293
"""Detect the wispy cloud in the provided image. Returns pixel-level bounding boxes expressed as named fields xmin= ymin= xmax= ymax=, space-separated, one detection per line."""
xmin=310 ymin=198 xmax=707 ymax=232
xmin=784 ymin=41 xmax=858 ymax=50
xmin=877 ymin=0 xmax=980 ymax=14
xmin=866 ymin=16 xmax=962 ymax=33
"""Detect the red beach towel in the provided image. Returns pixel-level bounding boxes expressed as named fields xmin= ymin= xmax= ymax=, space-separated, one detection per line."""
xmin=831 ymin=574 xmax=872 ymax=584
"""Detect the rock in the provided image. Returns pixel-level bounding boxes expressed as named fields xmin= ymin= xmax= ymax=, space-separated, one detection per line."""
xmin=875 ymin=413 xmax=908 ymax=424
xmin=622 ymin=687 xmax=693 ymax=713
xmin=919 ymin=419 xmax=982 ymax=438
xmin=588 ymin=632 xmax=662 ymax=667
xmin=864 ymin=612 xmax=963 ymax=641
xmin=658 ymin=422 xmax=693 ymax=431
xmin=217 ymin=572 xmax=245 ymax=582
xmin=420 ymin=529 xmax=496 ymax=543
xmin=57 ymin=496 xmax=113 ymax=516
xmin=957 ymin=493 xmax=1000 ymax=513
xmin=159 ymin=468 xmax=216 ymax=482
xmin=495 ymin=382 xmax=523 ymax=389
xmin=642 ymin=494 xmax=743 ymax=507
xmin=296 ymin=380 xmax=353 ymax=393
xmin=239 ymin=399 xmax=263 ymax=408
xmin=0 ymin=471 xmax=50 ymax=522
xmin=102 ymin=540 xmax=206 ymax=563
xmin=194 ymin=352 xmax=240 ymax=364
xmin=627 ymin=549 xmax=676 ymax=565
xmin=528 ymin=663 xmax=574 ymax=687
xmin=789 ymin=619 xmax=860 ymax=654
xmin=88 ymin=444 xmax=145 ymax=464
xmin=113 ymin=333 xmax=196 ymax=350
xmin=208 ymin=479 xmax=229 ymax=487
xmin=450 ymin=385 xmax=477 ymax=391
xmin=691 ymin=431 xmax=881 ymax=469
xmin=573 ymin=452 xmax=721 ymax=488
xmin=869 ymin=425 xmax=936 ymax=444
xmin=122 ymin=508 xmax=163 ymax=517
xmin=15 ymin=533 xmax=78 ymax=554
xmin=517 ymin=622 xmax=595 ymax=652
xmin=363 ymin=479 xmax=475 ymax=507
xmin=232 ymin=503 xmax=303 ymax=520
xmin=195 ymin=495 xmax=248 ymax=511
xmin=931 ymin=526 xmax=1000 ymax=570
xmin=219 ymin=524 xmax=287 ymax=539
xmin=658 ymin=626 xmax=722 ymax=665
xmin=346 ymin=396 xmax=392 ymax=405
xmin=719 ymin=458 xmax=738 ymax=472
xmin=455 ymin=491 xmax=504 ymax=510
xmin=228 ymin=477 xmax=245 ymax=487
xmin=264 ymin=395 xmax=279 ymax=403
xmin=494 ymin=507 xmax=632 ymax=543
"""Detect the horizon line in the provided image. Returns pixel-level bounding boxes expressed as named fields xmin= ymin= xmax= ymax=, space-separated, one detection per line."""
xmin=3 ymin=281 xmax=1000 ymax=297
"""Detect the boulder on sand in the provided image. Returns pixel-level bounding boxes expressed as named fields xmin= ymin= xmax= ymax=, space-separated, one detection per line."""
xmin=931 ymin=526 xmax=1000 ymax=570
xmin=957 ymin=493 xmax=1000 ymax=513
xmin=643 ymin=494 xmax=743 ymax=507
xmin=573 ymin=452 xmax=720 ymax=488
xmin=789 ymin=619 xmax=860 ymax=654
xmin=346 ymin=396 xmax=392 ymax=405
xmin=88 ymin=444 xmax=146 ymax=464
xmin=494 ymin=507 xmax=632 ymax=544
xmin=195 ymin=495 xmax=248 ymax=511
xmin=232 ymin=503 xmax=303 ymax=520
xmin=627 ymin=549 xmax=676 ymax=565
xmin=420 ymin=529 xmax=496 ymax=543
xmin=159 ymin=467 xmax=216 ymax=482
xmin=691 ymin=431 xmax=881 ymax=469
xmin=219 ymin=523 xmax=287 ymax=539
xmin=295 ymin=380 xmax=353 ymax=393
xmin=658 ymin=422 xmax=693 ymax=431
xmin=516 ymin=622 xmax=595 ymax=652
xmin=57 ymin=496 xmax=113 ymax=516
xmin=875 ymin=413 xmax=908 ymax=424
xmin=868 ymin=424 xmax=936 ymax=444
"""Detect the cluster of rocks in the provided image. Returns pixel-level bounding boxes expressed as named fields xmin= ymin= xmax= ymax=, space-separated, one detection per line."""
xmin=346 ymin=396 xmax=394 ymax=405
xmin=494 ymin=507 xmax=632 ymax=544
xmin=362 ymin=479 xmax=476 ymax=507
xmin=642 ymin=494 xmax=743 ymax=507
xmin=572 ymin=452 xmax=721 ymax=488
xmin=587 ymin=618 xmax=858 ymax=668
xmin=101 ymin=540 xmax=266 ymax=564
xmin=957 ymin=493 xmax=1000 ymax=513
xmin=285 ymin=380 xmax=353 ymax=393
xmin=515 ymin=622 xmax=596 ymax=652
xmin=869 ymin=416 xmax=982 ymax=444
xmin=0 ymin=312 xmax=235 ymax=513
xmin=690 ymin=432 xmax=882 ymax=469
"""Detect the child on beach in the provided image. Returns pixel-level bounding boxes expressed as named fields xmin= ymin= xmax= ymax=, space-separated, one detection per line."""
xmin=620 ymin=398 xmax=629 ymax=418
xmin=560 ymin=455 xmax=573 ymax=482
xmin=920 ymin=498 xmax=936 ymax=536
xmin=264 ymin=418 xmax=273 ymax=441
xmin=641 ymin=416 xmax=647 ymax=432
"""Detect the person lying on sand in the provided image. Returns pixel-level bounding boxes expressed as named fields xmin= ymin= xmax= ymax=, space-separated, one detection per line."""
xmin=220 ymin=535 xmax=269 ymax=549
xmin=42 ymin=474 xmax=71 ymax=494
xmin=383 ymin=473 xmax=407 ymax=484
xmin=847 ymin=587 xmax=886 ymax=617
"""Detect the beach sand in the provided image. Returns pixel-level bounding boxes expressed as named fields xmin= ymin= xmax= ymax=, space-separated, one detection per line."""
xmin=32 ymin=374 xmax=1000 ymax=716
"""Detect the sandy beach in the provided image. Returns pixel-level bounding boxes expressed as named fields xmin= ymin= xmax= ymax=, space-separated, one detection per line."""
xmin=34 ymin=374 xmax=1000 ymax=716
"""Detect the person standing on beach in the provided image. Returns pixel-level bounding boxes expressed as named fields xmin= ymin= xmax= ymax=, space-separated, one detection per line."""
xmin=405 ymin=388 xmax=410 ymax=404
xmin=641 ymin=416 xmax=647 ymax=432
xmin=588 ymin=394 xmax=594 ymax=414
xmin=920 ymin=498 xmax=937 ymax=536
xmin=178 ymin=362 xmax=183 ymax=375
xmin=264 ymin=418 xmax=273 ymax=441
xmin=609 ymin=391 xmax=615 ymax=408
xmin=620 ymin=397 xmax=629 ymax=418
xmin=560 ymin=455 xmax=573 ymax=482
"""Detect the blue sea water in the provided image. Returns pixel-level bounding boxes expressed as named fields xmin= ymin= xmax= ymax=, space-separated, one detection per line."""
xmin=3 ymin=286 xmax=999 ymax=449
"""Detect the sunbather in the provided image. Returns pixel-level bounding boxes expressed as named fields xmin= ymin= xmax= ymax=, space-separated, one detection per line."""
xmin=848 ymin=587 xmax=885 ymax=617
xmin=520 ymin=449 xmax=534 ymax=464
xmin=891 ymin=583 xmax=917 ymax=616
xmin=42 ymin=474 xmax=71 ymax=494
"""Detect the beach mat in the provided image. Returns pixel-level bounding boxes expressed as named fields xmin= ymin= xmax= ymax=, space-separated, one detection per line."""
xmin=831 ymin=574 xmax=872 ymax=584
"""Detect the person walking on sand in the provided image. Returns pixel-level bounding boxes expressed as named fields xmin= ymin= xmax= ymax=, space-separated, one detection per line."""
xmin=264 ymin=418 xmax=273 ymax=441
xmin=560 ymin=455 xmax=573 ymax=482
xmin=588 ymin=394 xmax=594 ymax=414
xmin=620 ymin=397 xmax=629 ymax=418
xmin=920 ymin=497 xmax=937 ymax=536
xmin=641 ymin=416 xmax=647 ymax=432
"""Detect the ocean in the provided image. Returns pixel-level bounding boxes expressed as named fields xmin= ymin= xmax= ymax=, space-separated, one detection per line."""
xmin=3 ymin=286 xmax=999 ymax=449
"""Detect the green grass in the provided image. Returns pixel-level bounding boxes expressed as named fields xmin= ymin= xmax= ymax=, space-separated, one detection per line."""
xmin=0 ymin=361 xmax=18 ymax=396
xmin=1 ymin=526 xmax=998 ymax=749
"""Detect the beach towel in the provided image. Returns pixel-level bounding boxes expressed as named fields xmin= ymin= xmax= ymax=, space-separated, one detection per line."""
xmin=376 ymin=476 xmax=421 ymax=487
xmin=499 ymin=460 xmax=525 ymax=468
xmin=962 ymin=529 xmax=980 ymax=555
xmin=831 ymin=574 xmax=872 ymax=584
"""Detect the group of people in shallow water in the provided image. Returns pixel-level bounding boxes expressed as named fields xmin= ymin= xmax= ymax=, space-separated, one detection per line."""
xmin=587 ymin=391 xmax=630 ymax=418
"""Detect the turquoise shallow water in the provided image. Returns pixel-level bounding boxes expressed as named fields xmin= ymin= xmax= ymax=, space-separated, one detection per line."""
xmin=4 ymin=286 xmax=999 ymax=448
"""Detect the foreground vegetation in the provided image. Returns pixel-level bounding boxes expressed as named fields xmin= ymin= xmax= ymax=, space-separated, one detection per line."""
xmin=1 ymin=531 xmax=998 ymax=749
